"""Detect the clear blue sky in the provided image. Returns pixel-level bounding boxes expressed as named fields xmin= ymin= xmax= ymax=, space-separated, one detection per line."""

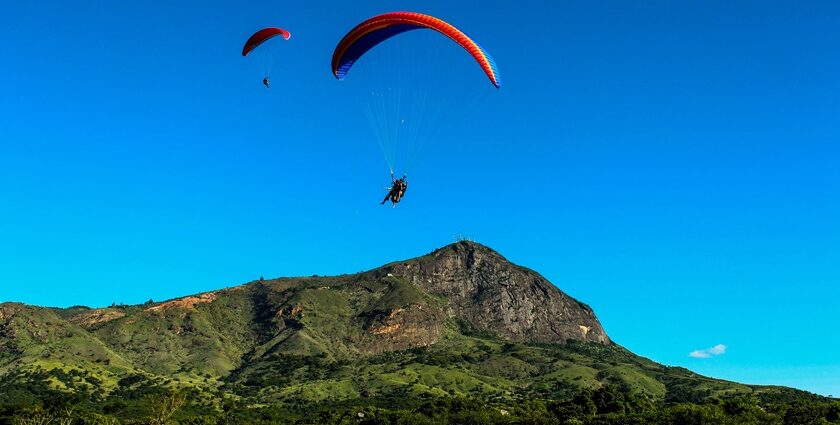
xmin=1 ymin=0 xmax=839 ymax=396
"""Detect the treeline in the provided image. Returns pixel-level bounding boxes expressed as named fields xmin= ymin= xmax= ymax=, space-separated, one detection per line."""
xmin=1 ymin=385 xmax=839 ymax=425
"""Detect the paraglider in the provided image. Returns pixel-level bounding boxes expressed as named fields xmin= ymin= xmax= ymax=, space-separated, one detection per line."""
xmin=381 ymin=173 xmax=408 ymax=207
xmin=242 ymin=27 xmax=291 ymax=88
xmin=331 ymin=12 xmax=500 ymax=206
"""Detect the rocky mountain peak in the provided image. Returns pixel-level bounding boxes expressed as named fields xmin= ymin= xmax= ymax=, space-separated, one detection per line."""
xmin=377 ymin=241 xmax=610 ymax=345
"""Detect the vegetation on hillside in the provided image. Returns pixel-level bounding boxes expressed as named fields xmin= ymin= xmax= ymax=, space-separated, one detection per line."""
xmin=1 ymin=244 xmax=834 ymax=423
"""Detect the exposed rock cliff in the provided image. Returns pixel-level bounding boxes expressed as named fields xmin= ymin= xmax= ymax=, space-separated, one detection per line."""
xmin=377 ymin=241 xmax=609 ymax=345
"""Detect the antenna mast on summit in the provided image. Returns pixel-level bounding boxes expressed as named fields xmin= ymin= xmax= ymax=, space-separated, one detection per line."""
xmin=453 ymin=233 xmax=475 ymax=243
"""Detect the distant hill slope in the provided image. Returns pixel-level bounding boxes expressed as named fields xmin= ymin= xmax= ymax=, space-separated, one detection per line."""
xmin=0 ymin=242 xmax=822 ymax=410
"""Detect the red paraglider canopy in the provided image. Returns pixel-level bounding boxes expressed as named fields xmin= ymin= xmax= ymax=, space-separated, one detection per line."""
xmin=242 ymin=27 xmax=291 ymax=57
xmin=331 ymin=12 xmax=501 ymax=88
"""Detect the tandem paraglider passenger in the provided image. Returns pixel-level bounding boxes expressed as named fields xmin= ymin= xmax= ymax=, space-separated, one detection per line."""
xmin=381 ymin=174 xmax=408 ymax=207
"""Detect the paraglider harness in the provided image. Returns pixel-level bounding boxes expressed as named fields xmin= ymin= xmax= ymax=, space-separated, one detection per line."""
xmin=381 ymin=173 xmax=408 ymax=206
xmin=263 ymin=77 xmax=270 ymax=88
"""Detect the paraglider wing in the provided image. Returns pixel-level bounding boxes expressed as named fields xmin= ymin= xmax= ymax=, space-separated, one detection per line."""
xmin=331 ymin=12 xmax=501 ymax=88
xmin=242 ymin=27 xmax=291 ymax=57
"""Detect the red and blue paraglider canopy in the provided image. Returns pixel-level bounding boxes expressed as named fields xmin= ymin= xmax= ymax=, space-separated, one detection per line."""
xmin=331 ymin=12 xmax=501 ymax=88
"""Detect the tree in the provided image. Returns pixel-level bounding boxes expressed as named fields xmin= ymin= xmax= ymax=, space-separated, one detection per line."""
xmin=549 ymin=390 xmax=597 ymax=422
xmin=146 ymin=392 xmax=187 ymax=425
xmin=12 ymin=406 xmax=54 ymax=425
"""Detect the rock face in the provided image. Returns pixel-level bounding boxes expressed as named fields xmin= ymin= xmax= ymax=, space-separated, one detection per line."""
xmin=361 ymin=303 xmax=445 ymax=353
xmin=378 ymin=241 xmax=610 ymax=345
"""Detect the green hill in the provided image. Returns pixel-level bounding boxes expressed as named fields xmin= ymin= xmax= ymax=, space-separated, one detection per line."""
xmin=0 ymin=242 xmax=833 ymax=424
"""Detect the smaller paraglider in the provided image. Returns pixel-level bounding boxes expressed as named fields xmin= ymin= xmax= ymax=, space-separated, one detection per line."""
xmin=381 ymin=173 xmax=408 ymax=207
xmin=242 ymin=27 xmax=290 ymax=88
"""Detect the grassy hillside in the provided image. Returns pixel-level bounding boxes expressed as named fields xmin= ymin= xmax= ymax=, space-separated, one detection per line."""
xmin=0 ymin=293 xmax=822 ymax=413
xmin=0 ymin=243 xmax=833 ymax=423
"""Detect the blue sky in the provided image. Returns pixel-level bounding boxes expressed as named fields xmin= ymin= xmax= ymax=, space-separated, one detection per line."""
xmin=1 ymin=0 xmax=839 ymax=396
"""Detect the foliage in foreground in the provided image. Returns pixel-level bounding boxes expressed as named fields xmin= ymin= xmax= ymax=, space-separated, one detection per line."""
xmin=1 ymin=385 xmax=839 ymax=425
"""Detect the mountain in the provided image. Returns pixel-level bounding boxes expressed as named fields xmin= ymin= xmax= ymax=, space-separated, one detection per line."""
xmin=0 ymin=241 xmax=825 ymax=423
xmin=375 ymin=241 xmax=609 ymax=345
